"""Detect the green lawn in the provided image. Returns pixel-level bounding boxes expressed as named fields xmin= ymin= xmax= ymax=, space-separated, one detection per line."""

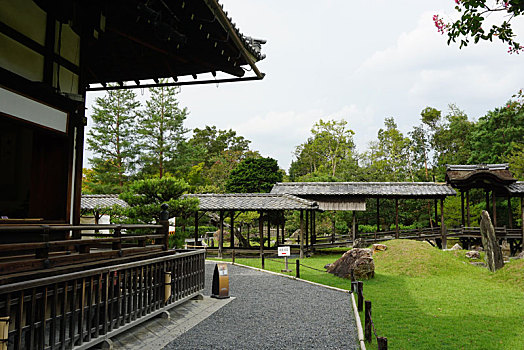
xmin=213 ymin=240 xmax=524 ymax=349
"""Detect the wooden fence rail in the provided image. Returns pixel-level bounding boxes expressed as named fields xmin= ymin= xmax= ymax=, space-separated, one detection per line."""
xmin=0 ymin=250 xmax=205 ymax=350
xmin=0 ymin=224 xmax=170 ymax=276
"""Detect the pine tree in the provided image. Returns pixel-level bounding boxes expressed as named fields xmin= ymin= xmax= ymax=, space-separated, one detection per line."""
xmin=87 ymin=89 xmax=140 ymax=193
xmin=136 ymin=83 xmax=188 ymax=178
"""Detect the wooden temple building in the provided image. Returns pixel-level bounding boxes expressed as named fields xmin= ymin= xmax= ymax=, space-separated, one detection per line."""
xmin=0 ymin=1 xmax=265 ymax=349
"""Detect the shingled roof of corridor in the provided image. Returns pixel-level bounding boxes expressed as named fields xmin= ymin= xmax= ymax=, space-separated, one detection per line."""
xmin=184 ymin=193 xmax=318 ymax=211
xmin=270 ymin=182 xmax=456 ymax=198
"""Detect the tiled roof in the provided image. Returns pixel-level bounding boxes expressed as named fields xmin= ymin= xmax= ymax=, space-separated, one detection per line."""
xmin=507 ymin=182 xmax=524 ymax=195
xmin=185 ymin=193 xmax=318 ymax=211
xmin=446 ymin=163 xmax=516 ymax=183
xmin=446 ymin=164 xmax=510 ymax=171
xmin=81 ymin=194 xmax=128 ymax=210
xmin=218 ymin=2 xmax=266 ymax=61
xmin=271 ymin=182 xmax=456 ymax=198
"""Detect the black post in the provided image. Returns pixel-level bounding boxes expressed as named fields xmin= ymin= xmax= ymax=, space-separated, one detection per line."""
xmin=365 ymin=300 xmax=372 ymax=342
xmin=357 ymin=281 xmax=364 ymax=312
xmin=377 ymin=337 xmax=388 ymax=350
xmin=296 ymin=259 xmax=300 ymax=278
xmin=160 ymin=204 xmax=170 ymax=251
xmin=261 ymin=253 xmax=265 ymax=270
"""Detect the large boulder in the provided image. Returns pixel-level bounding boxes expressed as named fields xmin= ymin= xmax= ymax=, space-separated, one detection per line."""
xmin=326 ymin=248 xmax=375 ymax=280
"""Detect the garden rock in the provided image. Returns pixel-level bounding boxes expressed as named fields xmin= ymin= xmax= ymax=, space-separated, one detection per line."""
xmin=450 ymin=243 xmax=462 ymax=250
xmin=465 ymin=250 xmax=480 ymax=259
xmin=516 ymin=251 xmax=524 ymax=259
xmin=371 ymin=244 xmax=387 ymax=254
xmin=352 ymin=238 xmax=366 ymax=248
xmin=326 ymin=248 xmax=374 ymax=280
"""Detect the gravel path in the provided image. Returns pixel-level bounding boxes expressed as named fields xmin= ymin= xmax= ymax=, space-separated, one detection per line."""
xmin=164 ymin=262 xmax=359 ymax=350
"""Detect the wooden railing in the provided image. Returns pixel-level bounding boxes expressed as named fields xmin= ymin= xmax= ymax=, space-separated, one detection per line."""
xmin=0 ymin=223 xmax=169 ymax=277
xmin=0 ymin=250 xmax=205 ymax=350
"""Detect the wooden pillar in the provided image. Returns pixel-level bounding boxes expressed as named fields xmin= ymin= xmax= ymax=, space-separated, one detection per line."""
xmin=305 ymin=210 xmax=309 ymax=248
xmin=466 ymin=190 xmax=471 ymax=227
xmin=395 ymin=198 xmax=399 ymax=239
xmin=440 ymin=199 xmax=446 ymax=249
xmin=461 ymin=191 xmax=465 ymax=227
xmin=376 ymin=198 xmax=380 ymax=232
xmin=300 ymin=210 xmax=304 ymax=259
xmin=434 ymin=199 xmax=438 ymax=228
xmin=352 ymin=211 xmax=357 ymax=242
xmin=194 ymin=211 xmax=199 ymax=247
xmin=267 ymin=214 xmax=271 ymax=248
xmin=219 ymin=210 xmax=224 ymax=259
xmin=259 ymin=211 xmax=264 ymax=257
xmin=331 ymin=211 xmax=336 ymax=243
xmin=230 ymin=211 xmax=235 ymax=249
xmin=276 ymin=213 xmax=280 ymax=247
xmin=508 ymin=196 xmax=513 ymax=229
xmin=312 ymin=211 xmax=316 ymax=245
xmin=492 ymin=191 xmax=497 ymax=227
xmin=282 ymin=214 xmax=286 ymax=245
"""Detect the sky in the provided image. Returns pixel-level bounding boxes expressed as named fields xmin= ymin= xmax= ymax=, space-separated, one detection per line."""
xmin=85 ymin=0 xmax=524 ymax=171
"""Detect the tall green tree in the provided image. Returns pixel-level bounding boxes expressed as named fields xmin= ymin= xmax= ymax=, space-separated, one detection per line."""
xmin=137 ymin=83 xmax=188 ymax=178
xmin=189 ymin=126 xmax=251 ymax=167
xmin=365 ymin=117 xmax=411 ymax=181
xmin=225 ymin=157 xmax=283 ymax=193
xmin=291 ymin=119 xmax=357 ymax=179
xmin=469 ymin=100 xmax=524 ymax=164
xmin=87 ymin=89 xmax=140 ymax=192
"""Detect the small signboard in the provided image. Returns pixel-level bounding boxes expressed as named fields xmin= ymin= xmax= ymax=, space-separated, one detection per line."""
xmin=278 ymin=246 xmax=290 ymax=257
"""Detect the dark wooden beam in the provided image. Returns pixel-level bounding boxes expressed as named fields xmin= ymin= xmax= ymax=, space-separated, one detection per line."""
xmin=440 ymin=199 xmax=446 ymax=249
xmin=377 ymin=198 xmax=380 ymax=232
xmin=466 ymin=190 xmax=471 ymax=227
xmin=266 ymin=214 xmax=270 ymax=248
xmin=305 ymin=210 xmax=309 ymax=249
xmin=259 ymin=211 xmax=264 ymax=257
xmin=395 ymin=198 xmax=399 ymax=239
xmin=492 ymin=191 xmax=497 ymax=227
xmin=194 ymin=211 xmax=199 ymax=246
xmin=461 ymin=191 xmax=465 ymax=227
xmin=299 ymin=210 xmax=304 ymax=259
xmin=230 ymin=210 xmax=235 ymax=249
xmin=218 ymin=210 xmax=224 ymax=259
xmin=508 ymin=196 xmax=513 ymax=229
xmin=352 ymin=211 xmax=357 ymax=242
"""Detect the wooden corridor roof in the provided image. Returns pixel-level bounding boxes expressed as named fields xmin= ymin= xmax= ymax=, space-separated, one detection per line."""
xmin=271 ymin=182 xmax=456 ymax=199
xmin=185 ymin=193 xmax=318 ymax=211
xmin=81 ymin=194 xmax=128 ymax=210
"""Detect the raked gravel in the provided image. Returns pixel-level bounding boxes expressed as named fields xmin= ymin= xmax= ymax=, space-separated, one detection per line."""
xmin=163 ymin=261 xmax=359 ymax=350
